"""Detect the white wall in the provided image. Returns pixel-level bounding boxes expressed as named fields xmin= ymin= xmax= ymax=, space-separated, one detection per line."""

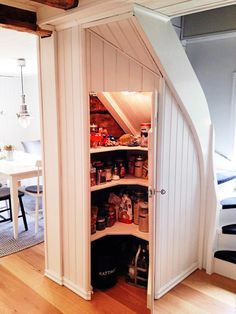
xmin=0 ymin=75 xmax=40 ymax=151
xmin=186 ymin=36 xmax=236 ymax=159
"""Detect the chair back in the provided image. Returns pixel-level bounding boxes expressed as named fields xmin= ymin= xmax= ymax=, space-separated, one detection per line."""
xmin=35 ymin=160 xmax=42 ymax=195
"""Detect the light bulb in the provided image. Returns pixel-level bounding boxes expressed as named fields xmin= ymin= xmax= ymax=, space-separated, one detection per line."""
xmin=18 ymin=115 xmax=31 ymax=128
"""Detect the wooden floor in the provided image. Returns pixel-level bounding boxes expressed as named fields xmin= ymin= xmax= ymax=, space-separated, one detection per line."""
xmin=0 ymin=243 xmax=235 ymax=314
xmin=0 ymin=243 xmax=149 ymax=314
xmin=155 ymin=270 xmax=236 ymax=314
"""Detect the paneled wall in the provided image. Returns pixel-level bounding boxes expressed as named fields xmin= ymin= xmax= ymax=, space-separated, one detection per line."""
xmin=155 ymin=82 xmax=201 ymax=298
xmin=57 ymin=26 xmax=91 ymax=299
xmin=86 ymin=31 xmax=160 ymax=92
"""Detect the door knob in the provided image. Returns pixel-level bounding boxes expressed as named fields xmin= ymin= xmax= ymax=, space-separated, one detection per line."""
xmin=156 ymin=189 xmax=166 ymax=195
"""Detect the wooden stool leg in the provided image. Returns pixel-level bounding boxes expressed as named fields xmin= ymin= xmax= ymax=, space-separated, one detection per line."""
xmin=8 ymin=197 xmax=13 ymax=221
xmin=18 ymin=196 xmax=28 ymax=231
xmin=35 ymin=197 xmax=39 ymax=234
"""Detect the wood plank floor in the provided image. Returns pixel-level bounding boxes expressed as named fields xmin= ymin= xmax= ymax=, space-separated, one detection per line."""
xmin=0 ymin=243 xmax=149 ymax=314
xmin=155 ymin=269 xmax=236 ymax=314
xmin=0 ymin=243 xmax=235 ymax=313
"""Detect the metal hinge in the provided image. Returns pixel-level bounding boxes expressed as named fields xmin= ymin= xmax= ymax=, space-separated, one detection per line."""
xmin=149 ymin=187 xmax=166 ymax=197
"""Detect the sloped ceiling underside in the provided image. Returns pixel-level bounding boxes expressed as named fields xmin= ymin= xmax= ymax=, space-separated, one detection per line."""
xmin=98 ymin=92 xmax=152 ymax=135
xmin=89 ymin=18 xmax=159 ymax=74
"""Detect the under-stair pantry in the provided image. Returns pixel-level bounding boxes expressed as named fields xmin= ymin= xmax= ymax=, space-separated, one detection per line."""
xmin=38 ymin=4 xmax=225 ymax=313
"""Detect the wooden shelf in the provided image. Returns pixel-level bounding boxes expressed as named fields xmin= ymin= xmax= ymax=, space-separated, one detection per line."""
xmin=90 ymin=145 xmax=148 ymax=154
xmin=91 ymin=222 xmax=149 ymax=242
xmin=91 ymin=175 xmax=148 ymax=191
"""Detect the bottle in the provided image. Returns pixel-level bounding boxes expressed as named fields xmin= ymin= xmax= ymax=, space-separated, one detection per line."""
xmin=134 ymin=156 xmax=143 ymax=178
xmin=128 ymin=155 xmax=135 ymax=175
xmin=119 ymin=162 xmax=126 ymax=178
xmin=112 ymin=164 xmax=120 ymax=180
xmin=137 ymin=247 xmax=148 ymax=285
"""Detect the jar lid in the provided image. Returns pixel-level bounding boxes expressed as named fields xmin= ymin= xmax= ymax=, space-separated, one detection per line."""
xmin=97 ymin=217 xmax=105 ymax=222
xmin=140 ymin=122 xmax=151 ymax=126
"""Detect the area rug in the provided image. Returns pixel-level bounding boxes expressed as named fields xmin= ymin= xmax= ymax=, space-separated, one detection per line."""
xmin=0 ymin=195 xmax=44 ymax=258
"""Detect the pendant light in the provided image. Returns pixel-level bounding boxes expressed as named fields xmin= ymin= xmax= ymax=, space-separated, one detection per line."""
xmin=16 ymin=58 xmax=31 ymax=128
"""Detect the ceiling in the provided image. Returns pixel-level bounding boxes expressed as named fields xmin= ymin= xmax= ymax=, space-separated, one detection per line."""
xmin=1 ymin=0 xmax=236 ymax=76
xmin=0 ymin=28 xmax=38 ymax=76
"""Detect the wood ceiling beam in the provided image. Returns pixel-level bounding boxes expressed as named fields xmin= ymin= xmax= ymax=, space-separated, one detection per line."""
xmin=31 ymin=0 xmax=79 ymax=10
xmin=0 ymin=4 xmax=52 ymax=38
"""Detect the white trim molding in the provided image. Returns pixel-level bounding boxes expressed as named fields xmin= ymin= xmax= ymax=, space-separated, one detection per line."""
xmin=63 ymin=278 xmax=92 ymax=300
xmin=155 ymin=262 xmax=199 ymax=299
xmin=45 ymin=269 xmax=63 ymax=285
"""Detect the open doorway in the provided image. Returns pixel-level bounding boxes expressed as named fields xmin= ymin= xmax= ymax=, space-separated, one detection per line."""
xmin=0 ymin=28 xmax=44 ymax=258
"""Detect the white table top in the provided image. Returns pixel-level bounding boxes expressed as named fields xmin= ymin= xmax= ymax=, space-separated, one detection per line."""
xmin=0 ymin=151 xmax=40 ymax=176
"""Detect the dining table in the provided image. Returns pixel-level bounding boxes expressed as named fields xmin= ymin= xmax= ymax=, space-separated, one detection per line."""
xmin=0 ymin=150 xmax=42 ymax=239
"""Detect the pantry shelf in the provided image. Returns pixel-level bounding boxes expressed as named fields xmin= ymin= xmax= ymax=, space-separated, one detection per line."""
xmin=91 ymin=222 xmax=149 ymax=242
xmin=90 ymin=145 xmax=148 ymax=154
xmin=90 ymin=175 xmax=149 ymax=191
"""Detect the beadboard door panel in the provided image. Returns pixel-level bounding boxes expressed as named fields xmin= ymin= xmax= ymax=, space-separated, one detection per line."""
xmin=86 ymin=31 xmax=159 ymax=92
xmin=155 ymin=81 xmax=201 ymax=298
xmin=39 ymin=34 xmax=62 ymax=284
xmin=57 ymin=26 xmax=91 ymax=299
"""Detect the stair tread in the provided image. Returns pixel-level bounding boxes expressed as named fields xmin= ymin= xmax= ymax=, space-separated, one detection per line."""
xmin=222 ymin=224 xmax=236 ymax=234
xmin=220 ymin=197 xmax=236 ymax=209
xmin=214 ymin=250 xmax=236 ymax=264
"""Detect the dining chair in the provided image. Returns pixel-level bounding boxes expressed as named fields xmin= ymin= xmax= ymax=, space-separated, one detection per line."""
xmin=0 ymin=186 xmax=28 ymax=231
xmin=20 ymin=160 xmax=43 ymax=233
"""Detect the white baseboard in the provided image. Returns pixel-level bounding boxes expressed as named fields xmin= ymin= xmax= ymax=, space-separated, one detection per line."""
xmin=155 ymin=262 xmax=198 ymax=299
xmin=45 ymin=269 xmax=63 ymax=285
xmin=63 ymin=277 xmax=92 ymax=300
xmin=214 ymin=258 xmax=236 ymax=280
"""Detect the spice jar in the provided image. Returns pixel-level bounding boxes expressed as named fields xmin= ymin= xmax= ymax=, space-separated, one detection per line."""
xmin=105 ymin=168 xmax=112 ymax=182
xmin=119 ymin=161 xmax=126 ymax=178
xmin=90 ymin=164 xmax=96 ymax=186
xmin=135 ymin=156 xmax=143 ymax=178
xmin=96 ymin=217 xmax=106 ymax=231
xmin=140 ymin=122 xmax=151 ymax=147
xmin=138 ymin=202 xmax=149 ymax=233
xmin=133 ymin=191 xmax=145 ymax=225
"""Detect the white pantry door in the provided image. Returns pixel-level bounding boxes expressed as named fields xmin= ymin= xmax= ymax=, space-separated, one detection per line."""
xmin=154 ymin=81 xmax=201 ymax=299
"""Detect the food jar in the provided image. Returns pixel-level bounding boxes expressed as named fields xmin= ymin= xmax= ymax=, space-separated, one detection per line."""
xmin=90 ymin=164 xmax=97 ymax=186
xmin=138 ymin=202 xmax=149 ymax=233
xmin=96 ymin=217 xmax=106 ymax=231
xmin=105 ymin=167 xmax=112 ymax=182
xmin=133 ymin=191 xmax=145 ymax=225
xmin=134 ymin=156 xmax=143 ymax=178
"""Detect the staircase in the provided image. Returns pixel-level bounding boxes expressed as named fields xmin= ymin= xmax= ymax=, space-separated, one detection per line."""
xmin=214 ymin=197 xmax=236 ymax=280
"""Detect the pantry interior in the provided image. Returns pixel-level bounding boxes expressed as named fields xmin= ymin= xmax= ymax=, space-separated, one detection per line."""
xmin=89 ymin=91 xmax=154 ymax=309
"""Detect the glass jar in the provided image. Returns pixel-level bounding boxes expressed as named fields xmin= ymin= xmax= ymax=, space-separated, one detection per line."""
xmin=134 ymin=156 xmax=143 ymax=178
xmin=105 ymin=168 xmax=112 ymax=182
xmin=138 ymin=201 xmax=149 ymax=233
xmin=119 ymin=162 xmax=126 ymax=178
xmin=90 ymin=164 xmax=97 ymax=186
xmin=128 ymin=155 xmax=135 ymax=175
xmin=133 ymin=191 xmax=145 ymax=225
xmin=96 ymin=217 xmax=106 ymax=231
